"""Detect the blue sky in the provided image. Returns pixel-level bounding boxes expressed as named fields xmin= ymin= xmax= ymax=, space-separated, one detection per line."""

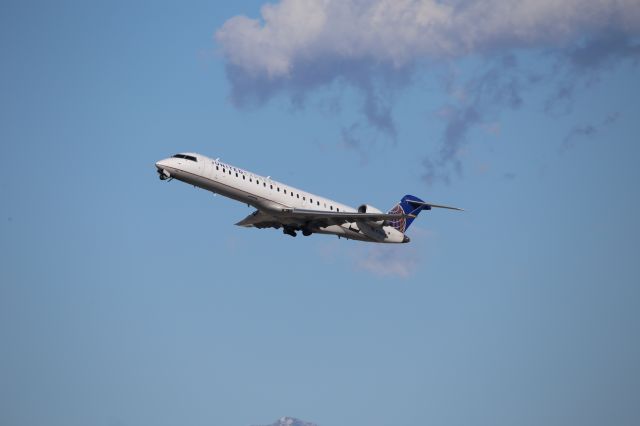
xmin=1 ymin=1 xmax=639 ymax=426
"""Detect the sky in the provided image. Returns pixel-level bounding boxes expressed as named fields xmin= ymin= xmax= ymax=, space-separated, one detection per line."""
xmin=1 ymin=1 xmax=639 ymax=426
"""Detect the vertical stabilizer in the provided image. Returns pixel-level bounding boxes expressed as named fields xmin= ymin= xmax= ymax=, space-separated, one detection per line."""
xmin=386 ymin=195 xmax=428 ymax=233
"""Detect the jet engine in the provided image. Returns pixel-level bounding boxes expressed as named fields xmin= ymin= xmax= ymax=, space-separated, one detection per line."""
xmin=357 ymin=204 xmax=382 ymax=214
xmin=358 ymin=204 xmax=384 ymax=226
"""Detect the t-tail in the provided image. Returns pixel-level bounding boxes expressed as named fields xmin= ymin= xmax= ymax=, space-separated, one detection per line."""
xmin=387 ymin=195 xmax=463 ymax=233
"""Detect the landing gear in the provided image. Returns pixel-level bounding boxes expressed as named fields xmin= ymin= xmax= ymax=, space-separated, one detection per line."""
xmin=158 ymin=168 xmax=172 ymax=181
xmin=283 ymin=227 xmax=297 ymax=237
xmin=283 ymin=225 xmax=312 ymax=238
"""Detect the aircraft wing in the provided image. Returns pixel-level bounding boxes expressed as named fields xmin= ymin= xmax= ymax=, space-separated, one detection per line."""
xmin=285 ymin=208 xmax=403 ymax=224
xmin=235 ymin=208 xmax=404 ymax=229
xmin=235 ymin=210 xmax=282 ymax=228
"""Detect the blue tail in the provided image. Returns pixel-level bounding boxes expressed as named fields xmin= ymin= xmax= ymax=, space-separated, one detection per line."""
xmin=387 ymin=195 xmax=430 ymax=233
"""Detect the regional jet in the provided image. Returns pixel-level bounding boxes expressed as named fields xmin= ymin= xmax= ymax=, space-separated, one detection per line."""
xmin=155 ymin=153 xmax=462 ymax=243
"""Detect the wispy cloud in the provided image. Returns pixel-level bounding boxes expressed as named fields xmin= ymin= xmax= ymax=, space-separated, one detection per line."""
xmin=561 ymin=112 xmax=621 ymax=152
xmin=316 ymin=227 xmax=432 ymax=278
xmin=216 ymin=0 xmax=640 ymax=182
xmin=355 ymin=245 xmax=420 ymax=278
xmin=423 ymin=54 xmax=532 ymax=184
xmin=546 ymin=33 xmax=640 ymax=115
xmin=340 ymin=123 xmax=369 ymax=165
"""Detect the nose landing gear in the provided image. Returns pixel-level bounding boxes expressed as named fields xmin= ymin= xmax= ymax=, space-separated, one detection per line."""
xmin=157 ymin=168 xmax=172 ymax=181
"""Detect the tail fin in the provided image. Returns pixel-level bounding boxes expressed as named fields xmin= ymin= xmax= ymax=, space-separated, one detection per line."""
xmin=387 ymin=195 xmax=425 ymax=233
xmin=387 ymin=195 xmax=463 ymax=233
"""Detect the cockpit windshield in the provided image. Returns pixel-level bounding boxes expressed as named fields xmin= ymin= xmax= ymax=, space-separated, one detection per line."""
xmin=172 ymin=154 xmax=197 ymax=162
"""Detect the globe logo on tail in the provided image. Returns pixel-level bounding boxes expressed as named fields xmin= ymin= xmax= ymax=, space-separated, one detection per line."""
xmin=388 ymin=204 xmax=406 ymax=233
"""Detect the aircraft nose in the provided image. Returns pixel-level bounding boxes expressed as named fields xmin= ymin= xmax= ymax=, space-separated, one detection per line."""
xmin=403 ymin=235 xmax=410 ymax=243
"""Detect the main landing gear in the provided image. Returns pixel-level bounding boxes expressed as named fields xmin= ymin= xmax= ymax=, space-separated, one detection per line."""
xmin=282 ymin=226 xmax=314 ymax=237
xmin=283 ymin=227 xmax=297 ymax=237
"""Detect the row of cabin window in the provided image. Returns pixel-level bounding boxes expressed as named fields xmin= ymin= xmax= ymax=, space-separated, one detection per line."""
xmin=214 ymin=164 xmax=339 ymax=211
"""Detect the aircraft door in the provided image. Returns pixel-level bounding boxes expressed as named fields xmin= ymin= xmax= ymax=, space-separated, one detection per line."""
xmin=209 ymin=161 xmax=217 ymax=179
xmin=201 ymin=160 xmax=210 ymax=180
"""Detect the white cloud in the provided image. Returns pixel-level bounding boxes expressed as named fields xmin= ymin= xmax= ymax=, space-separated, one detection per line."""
xmin=315 ymin=227 xmax=433 ymax=278
xmin=215 ymin=1 xmax=640 ymax=184
xmin=355 ymin=245 xmax=420 ymax=278
xmin=216 ymin=0 xmax=640 ymax=78
xmin=217 ymin=0 xmax=330 ymax=77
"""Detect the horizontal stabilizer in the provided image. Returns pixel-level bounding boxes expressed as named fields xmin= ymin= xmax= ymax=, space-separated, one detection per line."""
xmin=408 ymin=200 xmax=464 ymax=211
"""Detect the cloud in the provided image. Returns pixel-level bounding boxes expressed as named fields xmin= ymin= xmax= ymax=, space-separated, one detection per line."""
xmin=354 ymin=226 xmax=433 ymax=278
xmin=561 ymin=112 xmax=621 ymax=152
xmin=316 ymin=227 xmax=432 ymax=278
xmin=340 ymin=123 xmax=368 ymax=165
xmin=217 ymin=1 xmax=640 ymax=77
xmin=545 ymin=33 xmax=640 ymax=115
xmin=423 ymin=54 xmax=530 ymax=184
xmin=355 ymin=245 xmax=420 ymax=278
xmin=316 ymin=239 xmax=421 ymax=278
xmin=216 ymin=0 xmax=640 ymax=181
xmin=565 ymin=32 xmax=640 ymax=73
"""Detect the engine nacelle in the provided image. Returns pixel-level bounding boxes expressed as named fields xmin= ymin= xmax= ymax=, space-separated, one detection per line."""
xmin=357 ymin=204 xmax=382 ymax=214
xmin=357 ymin=204 xmax=385 ymax=228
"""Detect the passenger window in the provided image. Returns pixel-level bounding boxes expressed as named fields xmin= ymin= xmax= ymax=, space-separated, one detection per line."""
xmin=216 ymin=166 xmax=219 ymax=170
xmin=277 ymin=187 xmax=280 ymax=192
xmin=337 ymin=208 xmax=339 ymax=212
xmin=235 ymin=172 xmax=238 ymax=177
xmin=291 ymin=192 xmax=293 ymax=197
xmin=303 ymin=197 xmax=306 ymax=201
xmin=310 ymin=198 xmax=313 ymax=203
xmin=297 ymin=194 xmax=299 ymax=198
xmin=317 ymin=201 xmax=320 ymax=206
xmin=229 ymin=170 xmax=231 ymax=175
xmin=243 ymin=175 xmax=245 ymax=180
xmin=284 ymin=189 xmax=287 ymax=194
xmin=270 ymin=184 xmax=273 ymax=189
xmin=257 ymin=180 xmax=259 ymax=185
xmin=330 ymin=206 xmax=333 ymax=210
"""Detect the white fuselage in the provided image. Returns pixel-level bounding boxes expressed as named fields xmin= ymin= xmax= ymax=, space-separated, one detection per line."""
xmin=155 ymin=152 xmax=407 ymax=243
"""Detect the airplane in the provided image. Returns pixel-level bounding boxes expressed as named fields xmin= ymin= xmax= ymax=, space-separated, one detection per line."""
xmin=155 ymin=152 xmax=462 ymax=243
